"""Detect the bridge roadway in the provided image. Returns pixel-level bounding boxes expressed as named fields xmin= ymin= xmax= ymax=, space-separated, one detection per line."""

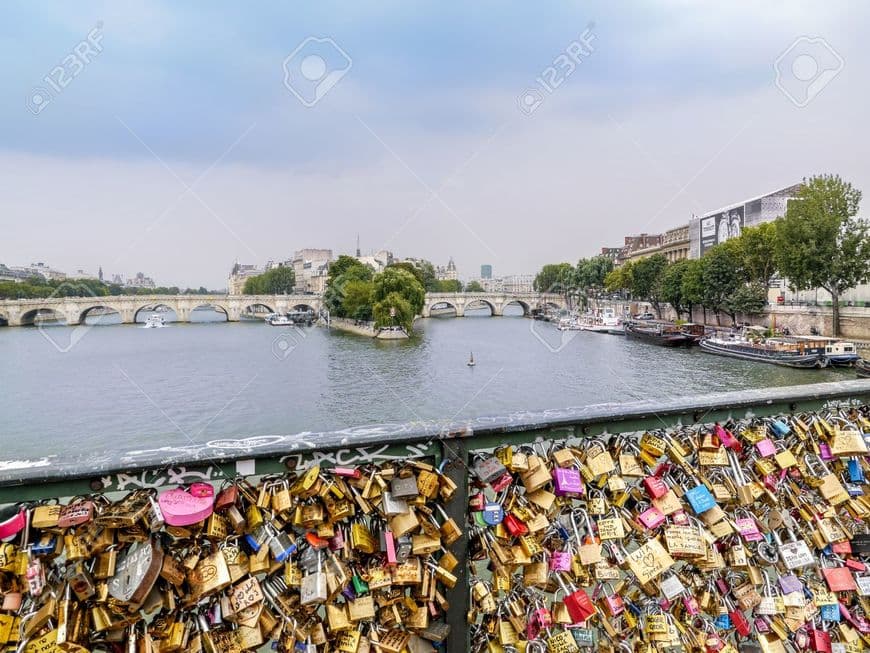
xmin=0 ymin=292 xmax=565 ymax=326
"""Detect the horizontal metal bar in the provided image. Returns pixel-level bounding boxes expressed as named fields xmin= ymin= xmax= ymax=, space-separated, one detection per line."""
xmin=1 ymin=379 xmax=868 ymax=504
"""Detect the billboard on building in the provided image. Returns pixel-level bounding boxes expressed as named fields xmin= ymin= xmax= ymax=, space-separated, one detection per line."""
xmin=699 ymin=204 xmax=744 ymax=255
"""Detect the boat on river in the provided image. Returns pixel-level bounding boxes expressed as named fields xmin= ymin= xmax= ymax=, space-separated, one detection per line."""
xmin=787 ymin=336 xmax=860 ymax=367
xmin=143 ymin=313 xmax=166 ymax=328
xmin=267 ymin=314 xmax=293 ymax=326
xmin=699 ymin=334 xmax=828 ymax=368
xmin=624 ymin=320 xmax=694 ymax=347
xmin=857 ymin=359 xmax=870 ymax=378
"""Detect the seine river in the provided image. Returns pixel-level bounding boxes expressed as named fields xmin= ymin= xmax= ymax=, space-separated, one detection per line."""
xmin=0 ymin=307 xmax=850 ymax=459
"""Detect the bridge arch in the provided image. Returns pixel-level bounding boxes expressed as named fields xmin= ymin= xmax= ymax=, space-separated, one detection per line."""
xmin=291 ymin=303 xmax=317 ymax=314
xmin=20 ymin=307 xmax=67 ymax=326
xmin=190 ymin=303 xmax=229 ymax=321
xmin=428 ymin=301 xmax=459 ymax=317
xmin=464 ymin=298 xmax=496 ymax=316
xmin=502 ymin=299 xmax=531 ymax=316
xmin=134 ymin=304 xmax=178 ymax=323
xmin=78 ymin=304 xmax=124 ymax=325
xmin=243 ymin=302 xmax=275 ymax=316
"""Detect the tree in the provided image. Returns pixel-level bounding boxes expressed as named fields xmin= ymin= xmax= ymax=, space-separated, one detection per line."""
xmin=660 ymin=259 xmax=691 ymax=319
xmin=465 ymin=280 xmax=484 ymax=292
xmin=701 ymin=242 xmax=745 ymax=325
xmin=242 ymin=266 xmax=295 ymax=295
xmin=604 ymin=261 xmax=633 ymax=295
xmin=726 ymin=282 xmax=767 ymax=318
xmin=369 ymin=267 xmax=425 ymax=332
xmin=373 ymin=292 xmax=414 ymax=332
xmin=323 ymin=258 xmax=373 ymax=317
xmin=736 ymin=222 xmax=778 ymax=287
xmin=437 ymin=279 xmax=462 ymax=292
xmin=774 ymin=174 xmax=870 ymax=336
xmin=389 ymin=260 xmax=440 ymax=292
xmin=575 ymin=256 xmax=614 ymax=293
xmin=329 ymin=255 xmax=370 ymax=282
xmin=533 ymin=263 xmax=573 ymax=293
xmin=341 ymin=280 xmax=375 ymax=321
xmin=630 ymin=254 xmax=669 ymax=318
xmin=680 ymin=259 xmax=706 ymax=323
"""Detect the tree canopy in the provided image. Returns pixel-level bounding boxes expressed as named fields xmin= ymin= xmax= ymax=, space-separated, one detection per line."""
xmin=242 ymin=266 xmax=296 ymax=294
xmin=774 ymin=174 xmax=869 ymax=335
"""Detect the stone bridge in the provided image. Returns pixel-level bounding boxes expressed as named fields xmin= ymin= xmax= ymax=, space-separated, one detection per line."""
xmin=421 ymin=292 xmax=565 ymax=317
xmin=0 ymin=295 xmax=322 ymax=326
xmin=0 ymin=292 xmax=566 ymax=326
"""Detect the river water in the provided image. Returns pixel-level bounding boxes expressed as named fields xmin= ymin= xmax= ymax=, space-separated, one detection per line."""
xmin=0 ymin=307 xmax=850 ymax=459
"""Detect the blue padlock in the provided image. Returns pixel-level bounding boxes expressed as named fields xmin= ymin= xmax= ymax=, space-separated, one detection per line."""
xmin=482 ymin=502 xmax=504 ymax=526
xmin=849 ymin=458 xmax=865 ymax=483
xmin=685 ymin=484 xmax=716 ymax=514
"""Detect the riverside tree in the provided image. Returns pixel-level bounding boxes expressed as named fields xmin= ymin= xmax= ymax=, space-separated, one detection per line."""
xmin=371 ymin=267 xmax=425 ymax=332
xmin=774 ymin=174 xmax=870 ymax=336
xmin=242 ymin=266 xmax=296 ymax=294
xmin=629 ymin=254 xmax=668 ymax=318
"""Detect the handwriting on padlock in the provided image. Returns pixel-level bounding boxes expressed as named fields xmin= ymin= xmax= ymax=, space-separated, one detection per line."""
xmin=158 ymin=486 xmax=215 ymax=526
xmin=626 ymin=539 xmax=674 ymax=585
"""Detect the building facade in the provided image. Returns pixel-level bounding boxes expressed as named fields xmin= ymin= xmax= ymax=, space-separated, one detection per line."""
xmin=502 ymin=274 xmax=535 ymax=293
xmin=688 ymin=183 xmax=802 ymax=258
xmin=291 ymin=249 xmax=333 ymax=294
xmin=626 ymin=225 xmax=690 ymax=263
xmin=10 ymin=262 xmax=67 ymax=281
xmin=228 ymin=263 xmax=261 ymax=295
xmin=435 ymin=258 xmax=458 ymax=281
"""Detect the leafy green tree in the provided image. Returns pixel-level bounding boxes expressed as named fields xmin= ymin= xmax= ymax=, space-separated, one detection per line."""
xmin=630 ymin=254 xmax=669 ymax=318
xmin=372 ymin=267 xmax=425 ymax=317
xmin=680 ymin=259 xmax=706 ymax=323
xmin=373 ymin=292 xmax=414 ymax=332
xmin=328 ymin=255 xmax=370 ymax=282
xmin=437 ymin=279 xmax=462 ymax=292
xmin=575 ymin=256 xmax=614 ymax=294
xmin=389 ymin=260 xmax=441 ymax=292
xmin=701 ymin=242 xmax=745 ymax=325
xmin=341 ymin=280 xmax=375 ymax=321
xmin=726 ymin=282 xmax=767 ymax=318
xmin=323 ymin=258 xmax=373 ymax=317
xmin=774 ymin=174 xmax=870 ymax=336
xmin=262 ymin=266 xmax=296 ymax=294
xmin=533 ymin=263 xmax=573 ymax=293
xmin=464 ymin=280 xmax=484 ymax=292
xmin=735 ymin=222 xmax=778 ymax=287
xmin=660 ymin=259 xmax=691 ymax=318
xmin=604 ymin=261 xmax=633 ymax=294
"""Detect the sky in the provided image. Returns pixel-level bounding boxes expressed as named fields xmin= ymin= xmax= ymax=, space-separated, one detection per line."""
xmin=1 ymin=1 xmax=868 ymax=288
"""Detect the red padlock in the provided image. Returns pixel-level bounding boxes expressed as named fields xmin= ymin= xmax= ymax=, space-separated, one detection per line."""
xmin=643 ymin=475 xmax=669 ymax=499
xmin=555 ymin=574 xmax=595 ymax=623
xmin=502 ymin=513 xmax=528 ymax=537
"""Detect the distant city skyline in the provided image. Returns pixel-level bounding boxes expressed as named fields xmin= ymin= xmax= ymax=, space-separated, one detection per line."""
xmin=2 ymin=3 xmax=867 ymax=288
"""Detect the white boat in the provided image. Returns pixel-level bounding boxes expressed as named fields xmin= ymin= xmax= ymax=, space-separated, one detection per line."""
xmin=143 ymin=314 xmax=166 ymax=328
xmin=267 ymin=315 xmax=293 ymax=326
xmin=556 ymin=317 xmax=582 ymax=331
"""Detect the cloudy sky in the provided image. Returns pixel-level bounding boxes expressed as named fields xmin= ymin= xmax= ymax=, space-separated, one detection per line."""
xmin=2 ymin=1 xmax=867 ymax=288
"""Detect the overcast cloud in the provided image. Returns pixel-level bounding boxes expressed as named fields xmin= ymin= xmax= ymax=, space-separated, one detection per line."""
xmin=1 ymin=1 xmax=868 ymax=288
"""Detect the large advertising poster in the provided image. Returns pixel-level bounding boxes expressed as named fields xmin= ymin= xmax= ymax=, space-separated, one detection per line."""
xmin=699 ymin=204 xmax=744 ymax=255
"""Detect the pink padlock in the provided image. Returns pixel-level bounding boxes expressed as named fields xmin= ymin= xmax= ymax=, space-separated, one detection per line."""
xmin=549 ymin=550 xmax=573 ymax=572
xmin=553 ymin=467 xmax=584 ymax=497
xmin=637 ymin=506 xmax=666 ymax=529
xmin=734 ymin=516 xmax=764 ymax=542
xmin=158 ymin=485 xmax=215 ymax=526
xmin=819 ymin=442 xmax=835 ymax=461
xmin=755 ymin=438 xmax=776 ymax=457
